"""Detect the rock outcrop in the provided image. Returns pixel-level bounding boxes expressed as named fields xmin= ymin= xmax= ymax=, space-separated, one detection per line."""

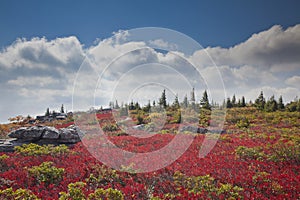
xmin=0 ymin=125 xmax=83 ymax=152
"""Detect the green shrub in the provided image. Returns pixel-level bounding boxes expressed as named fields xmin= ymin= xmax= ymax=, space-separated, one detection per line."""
xmin=0 ymin=154 xmax=9 ymax=172
xmin=88 ymin=188 xmax=124 ymax=200
xmin=59 ymin=182 xmax=86 ymax=200
xmin=27 ymin=161 xmax=64 ymax=185
xmin=15 ymin=143 xmax=69 ymax=156
xmin=59 ymin=182 xmax=124 ymax=200
xmin=0 ymin=187 xmax=40 ymax=200
xmin=102 ymin=123 xmax=118 ymax=132
xmin=235 ymin=146 xmax=265 ymax=160
xmin=173 ymin=171 xmax=244 ymax=199
xmin=236 ymin=118 xmax=250 ymax=129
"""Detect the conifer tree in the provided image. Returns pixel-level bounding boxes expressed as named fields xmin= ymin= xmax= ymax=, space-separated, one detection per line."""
xmin=60 ymin=104 xmax=65 ymax=113
xmin=159 ymin=89 xmax=167 ymax=108
xmin=255 ymin=91 xmax=265 ymax=110
xmin=200 ymin=90 xmax=210 ymax=109
xmin=183 ymin=94 xmax=188 ymax=108
xmin=278 ymin=95 xmax=284 ymax=110
xmin=226 ymin=98 xmax=233 ymax=108
xmin=241 ymin=96 xmax=246 ymax=107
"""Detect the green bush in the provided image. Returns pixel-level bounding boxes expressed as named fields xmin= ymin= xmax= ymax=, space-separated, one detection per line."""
xmin=27 ymin=161 xmax=64 ymax=185
xmin=88 ymin=188 xmax=124 ymax=200
xmin=59 ymin=182 xmax=124 ymax=200
xmin=236 ymin=118 xmax=250 ymax=129
xmin=59 ymin=182 xmax=86 ymax=200
xmin=14 ymin=143 xmax=69 ymax=156
xmin=102 ymin=123 xmax=118 ymax=132
xmin=0 ymin=154 xmax=9 ymax=172
xmin=235 ymin=146 xmax=265 ymax=160
xmin=173 ymin=171 xmax=244 ymax=199
xmin=0 ymin=187 xmax=40 ymax=200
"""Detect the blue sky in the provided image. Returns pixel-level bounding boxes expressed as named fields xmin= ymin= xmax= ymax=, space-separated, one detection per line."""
xmin=1 ymin=0 xmax=300 ymax=48
xmin=0 ymin=1 xmax=300 ymax=123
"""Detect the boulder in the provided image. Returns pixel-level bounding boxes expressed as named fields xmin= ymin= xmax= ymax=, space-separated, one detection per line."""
xmin=42 ymin=126 xmax=60 ymax=139
xmin=179 ymin=126 xmax=209 ymax=134
xmin=2 ymin=125 xmax=83 ymax=151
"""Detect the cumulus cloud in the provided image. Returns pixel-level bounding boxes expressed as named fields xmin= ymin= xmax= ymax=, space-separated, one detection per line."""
xmin=0 ymin=24 xmax=300 ymax=123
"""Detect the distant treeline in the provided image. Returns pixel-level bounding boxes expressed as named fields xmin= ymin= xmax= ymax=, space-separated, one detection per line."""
xmin=108 ymin=89 xmax=300 ymax=112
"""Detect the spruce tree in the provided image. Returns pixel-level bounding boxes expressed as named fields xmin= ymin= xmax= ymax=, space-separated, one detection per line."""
xmin=255 ymin=91 xmax=265 ymax=110
xmin=183 ymin=95 xmax=188 ymax=108
xmin=60 ymin=104 xmax=65 ymax=113
xmin=45 ymin=108 xmax=50 ymax=116
xmin=115 ymin=100 xmax=120 ymax=109
xmin=232 ymin=94 xmax=236 ymax=107
xmin=265 ymin=95 xmax=277 ymax=112
xmin=278 ymin=95 xmax=284 ymax=110
xmin=241 ymin=96 xmax=246 ymax=107
xmin=190 ymin=88 xmax=196 ymax=109
xmin=173 ymin=95 xmax=180 ymax=108
xmin=226 ymin=98 xmax=233 ymax=108
xmin=200 ymin=90 xmax=210 ymax=109
xmin=159 ymin=89 xmax=167 ymax=108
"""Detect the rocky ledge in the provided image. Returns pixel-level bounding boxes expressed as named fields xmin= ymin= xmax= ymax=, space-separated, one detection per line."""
xmin=0 ymin=125 xmax=84 ymax=152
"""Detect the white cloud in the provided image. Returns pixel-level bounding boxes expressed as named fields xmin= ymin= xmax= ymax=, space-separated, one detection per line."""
xmin=285 ymin=75 xmax=300 ymax=87
xmin=7 ymin=76 xmax=60 ymax=87
xmin=1 ymin=25 xmax=300 ymax=123
xmin=149 ymin=39 xmax=178 ymax=50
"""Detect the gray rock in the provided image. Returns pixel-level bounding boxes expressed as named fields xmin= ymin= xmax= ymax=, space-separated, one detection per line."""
xmin=4 ymin=125 xmax=82 ymax=151
xmin=58 ymin=127 xmax=80 ymax=143
xmin=42 ymin=126 xmax=60 ymax=139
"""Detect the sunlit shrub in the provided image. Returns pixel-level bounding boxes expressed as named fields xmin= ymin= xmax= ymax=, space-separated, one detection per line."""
xmin=27 ymin=161 xmax=64 ymax=185
xmin=0 ymin=154 xmax=9 ymax=172
xmin=0 ymin=187 xmax=40 ymax=200
xmin=15 ymin=143 xmax=69 ymax=156
xmin=235 ymin=146 xmax=265 ymax=160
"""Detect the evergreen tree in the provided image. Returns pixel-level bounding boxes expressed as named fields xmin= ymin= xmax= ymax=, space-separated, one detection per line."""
xmin=109 ymin=101 xmax=114 ymax=109
xmin=120 ymin=104 xmax=128 ymax=116
xmin=226 ymin=98 xmax=233 ymax=108
xmin=264 ymin=95 xmax=278 ymax=112
xmin=143 ymin=100 xmax=151 ymax=112
xmin=255 ymin=91 xmax=265 ymax=110
xmin=232 ymin=94 xmax=236 ymax=107
xmin=173 ymin=94 xmax=180 ymax=108
xmin=200 ymin=90 xmax=210 ymax=109
xmin=152 ymin=100 xmax=156 ymax=107
xmin=60 ymin=104 xmax=65 ymax=113
xmin=115 ymin=100 xmax=120 ymax=109
xmin=190 ymin=88 xmax=196 ymax=109
xmin=129 ymin=101 xmax=135 ymax=110
xmin=45 ymin=108 xmax=50 ymax=116
xmin=278 ymin=95 xmax=284 ymax=110
xmin=237 ymin=99 xmax=241 ymax=107
xmin=135 ymin=102 xmax=141 ymax=110
xmin=159 ymin=89 xmax=167 ymax=108
xmin=183 ymin=94 xmax=188 ymax=108
xmin=241 ymin=96 xmax=246 ymax=107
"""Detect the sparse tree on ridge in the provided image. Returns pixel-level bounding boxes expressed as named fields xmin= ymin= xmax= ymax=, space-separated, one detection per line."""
xmin=264 ymin=95 xmax=278 ymax=112
xmin=200 ymin=90 xmax=210 ymax=110
xmin=45 ymin=108 xmax=50 ymax=116
xmin=278 ymin=95 xmax=284 ymax=110
xmin=226 ymin=98 xmax=233 ymax=108
xmin=241 ymin=96 xmax=246 ymax=107
xmin=173 ymin=95 xmax=180 ymax=108
xmin=255 ymin=91 xmax=266 ymax=110
xmin=159 ymin=89 xmax=167 ymax=108
xmin=182 ymin=94 xmax=188 ymax=108
xmin=60 ymin=104 xmax=65 ymax=113
xmin=232 ymin=94 xmax=236 ymax=107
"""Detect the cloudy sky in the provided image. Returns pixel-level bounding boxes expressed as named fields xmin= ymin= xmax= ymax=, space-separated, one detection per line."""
xmin=1 ymin=1 xmax=300 ymax=123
